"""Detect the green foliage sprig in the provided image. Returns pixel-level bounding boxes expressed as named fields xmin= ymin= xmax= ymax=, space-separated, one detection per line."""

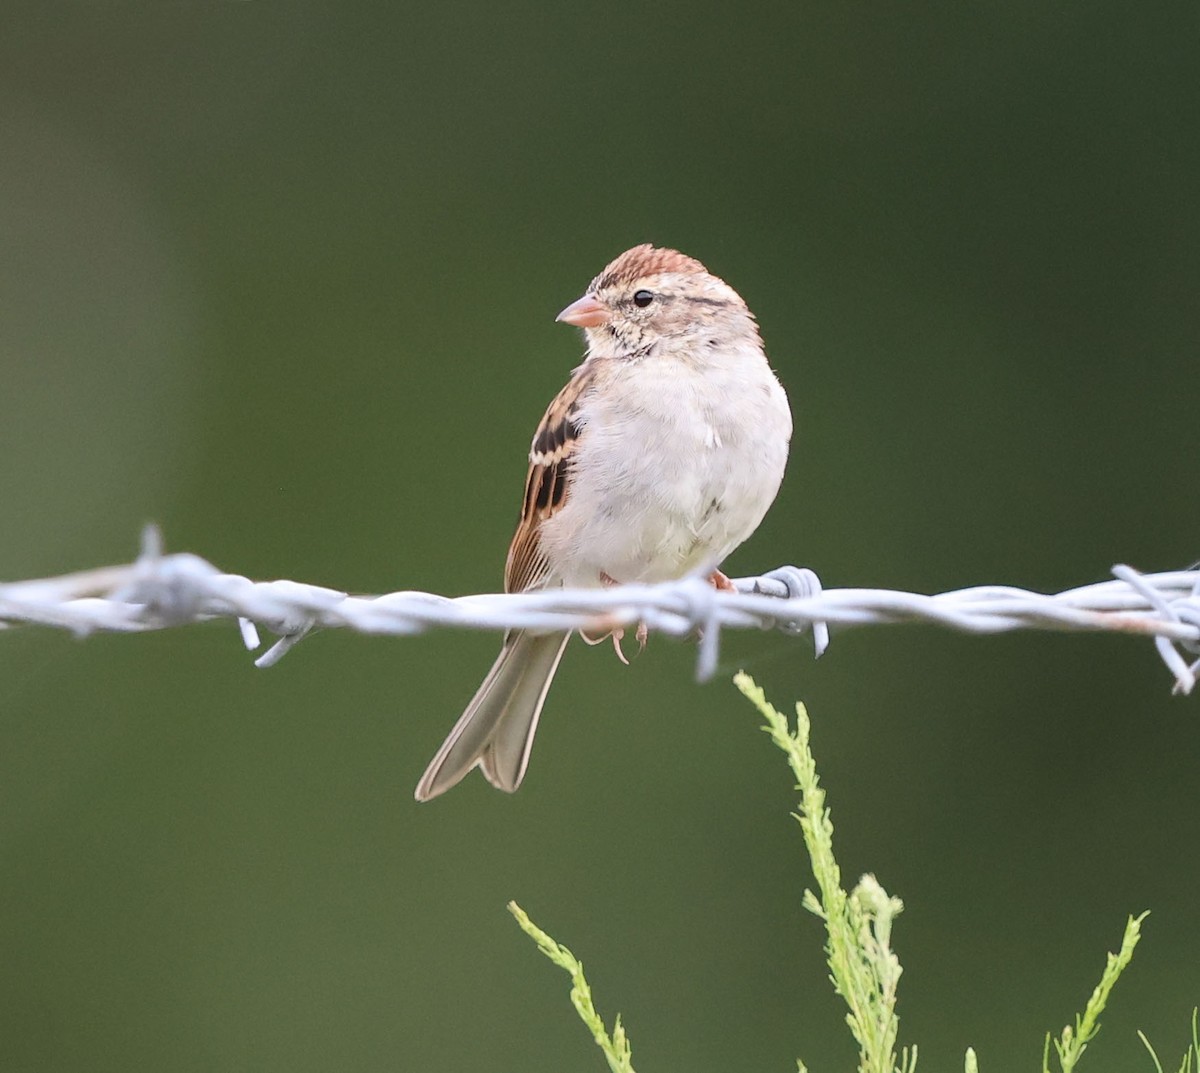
xmin=733 ymin=670 xmax=912 ymax=1073
xmin=510 ymin=673 xmax=1167 ymax=1071
xmin=508 ymin=901 xmax=635 ymax=1073
xmin=1044 ymin=912 xmax=1147 ymax=1073
xmin=1139 ymin=1008 xmax=1200 ymax=1073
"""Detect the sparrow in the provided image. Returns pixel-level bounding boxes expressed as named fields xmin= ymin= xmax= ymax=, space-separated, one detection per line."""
xmin=414 ymin=244 xmax=792 ymax=801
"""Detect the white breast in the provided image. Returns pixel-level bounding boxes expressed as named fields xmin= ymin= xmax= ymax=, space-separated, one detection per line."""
xmin=539 ymin=345 xmax=791 ymax=588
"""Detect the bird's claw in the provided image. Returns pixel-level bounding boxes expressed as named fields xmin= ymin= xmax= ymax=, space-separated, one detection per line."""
xmin=610 ymin=621 xmax=649 ymax=664
xmin=581 ymin=621 xmax=648 ymax=665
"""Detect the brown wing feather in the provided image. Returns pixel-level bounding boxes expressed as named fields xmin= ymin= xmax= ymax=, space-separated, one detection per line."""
xmin=504 ymin=365 xmax=594 ymax=594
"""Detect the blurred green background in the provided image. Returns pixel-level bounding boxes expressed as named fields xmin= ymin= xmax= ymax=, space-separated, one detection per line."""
xmin=1 ymin=3 xmax=1197 ymax=1069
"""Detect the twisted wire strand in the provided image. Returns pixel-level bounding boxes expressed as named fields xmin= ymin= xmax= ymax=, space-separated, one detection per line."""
xmin=1 ymin=528 xmax=1197 ymax=694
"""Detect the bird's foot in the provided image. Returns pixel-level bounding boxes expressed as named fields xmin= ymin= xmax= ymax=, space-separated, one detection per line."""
xmin=707 ymin=568 xmax=736 ymax=592
xmin=582 ymin=572 xmax=649 ymax=663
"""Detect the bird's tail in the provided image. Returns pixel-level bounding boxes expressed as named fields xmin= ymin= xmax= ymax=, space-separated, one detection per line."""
xmin=413 ymin=630 xmax=571 ymax=801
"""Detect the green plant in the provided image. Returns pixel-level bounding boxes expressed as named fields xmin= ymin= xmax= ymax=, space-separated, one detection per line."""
xmin=1139 ymin=1009 xmax=1200 ymax=1073
xmin=510 ymin=674 xmax=1157 ymax=1071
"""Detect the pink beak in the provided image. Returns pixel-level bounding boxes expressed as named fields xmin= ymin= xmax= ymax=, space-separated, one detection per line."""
xmin=555 ymin=294 xmax=610 ymax=328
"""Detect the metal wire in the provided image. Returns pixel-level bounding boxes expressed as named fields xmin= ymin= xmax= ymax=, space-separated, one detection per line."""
xmin=1 ymin=527 xmax=1197 ymax=694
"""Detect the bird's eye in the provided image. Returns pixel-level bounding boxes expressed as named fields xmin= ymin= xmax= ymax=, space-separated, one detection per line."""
xmin=633 ymin=289 xmax=654 ymax=308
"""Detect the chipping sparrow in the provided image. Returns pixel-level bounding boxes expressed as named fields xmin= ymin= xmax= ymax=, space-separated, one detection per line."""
xmin=414 ymin=244 xmax=791 ymax=801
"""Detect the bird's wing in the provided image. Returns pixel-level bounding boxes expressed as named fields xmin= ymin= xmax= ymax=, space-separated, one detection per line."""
xmin=504 ymin=362 xmax=595 ymax=594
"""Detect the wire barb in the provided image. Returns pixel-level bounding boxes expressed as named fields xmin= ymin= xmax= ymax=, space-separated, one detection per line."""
xmin=0 ymin=535 xmax=1197 ymax=694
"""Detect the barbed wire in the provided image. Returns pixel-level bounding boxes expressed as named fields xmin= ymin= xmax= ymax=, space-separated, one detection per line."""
xmin=1 ymin=528 xmax=1197 ymax=694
